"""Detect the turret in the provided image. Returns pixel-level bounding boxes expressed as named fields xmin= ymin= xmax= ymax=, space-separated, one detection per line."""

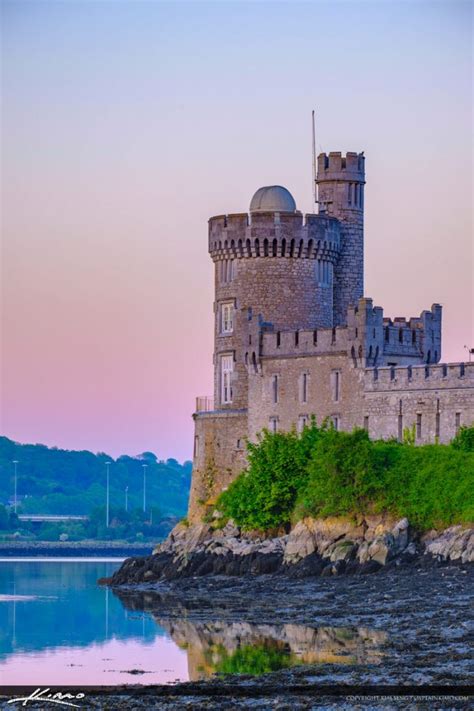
xmin=317 ymin=152 xmax=365 ymax=326
xmin=208 ymin=186 xmax=342 ymax=411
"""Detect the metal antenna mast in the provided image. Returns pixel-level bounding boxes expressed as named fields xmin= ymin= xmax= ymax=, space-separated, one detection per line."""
xmin=312 ymin=110 xmax=318 ymax=212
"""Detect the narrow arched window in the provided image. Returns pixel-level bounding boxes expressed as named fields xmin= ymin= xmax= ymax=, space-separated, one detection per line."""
xmin=254 ymin=239 xmax=260 ymax=256
xmin=281 ymin=238 xmax=286 ymax=257
xmin=263 ymin=239 xmax=269 ymax=256
xmin=272 ymin=239 xmax=278 ymax=257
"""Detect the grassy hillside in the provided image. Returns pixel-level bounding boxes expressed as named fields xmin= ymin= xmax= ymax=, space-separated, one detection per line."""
xmin=218 ymin=422 xmax=474 ymax=532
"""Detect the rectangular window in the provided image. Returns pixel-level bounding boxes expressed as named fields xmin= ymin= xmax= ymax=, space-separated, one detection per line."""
xmin=298 ymin=415 xmax=308 ymax=433
xmin=221 ymin=303 xmax=234 ymax=334
xmin=363 ymin=416 xmax=369 ymax=432
xmin=221 ymin=354 xmax=233 ymax=404
xmin=272 ymin=375 xmax=279 ymax=404
xmin=332 ymin=415 xmax=339 ymax=431
xmin=269 ymin=416 xmax=278 ymax=433
xmin=416 ymin=413 xmax=422 ymax=440
xmin=193 ymin=435 xmax=199 ymax=458
xmin=455 ymin=412 xmax=461 ymax=434
xmin=301 ymin=373 xmax=308 ymax=403
xmin=331 ymin=370 xmax=341 ymax=402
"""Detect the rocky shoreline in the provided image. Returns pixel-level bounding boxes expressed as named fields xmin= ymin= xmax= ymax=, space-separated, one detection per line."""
xmin=106 ymin=515 xmax=473 ymax=586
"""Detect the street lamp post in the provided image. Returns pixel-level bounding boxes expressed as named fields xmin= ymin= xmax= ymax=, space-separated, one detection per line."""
xmin=142 ymin=464 xmax=148 ymax=513
xmin=12 ymin=461 xmax=19 ymax=514
xmin=105 ymin=462 xmax=111 ymax=527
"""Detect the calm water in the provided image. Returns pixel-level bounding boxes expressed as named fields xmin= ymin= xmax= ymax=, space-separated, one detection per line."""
xmin=0 ymin=560 xmax=386 ymax=686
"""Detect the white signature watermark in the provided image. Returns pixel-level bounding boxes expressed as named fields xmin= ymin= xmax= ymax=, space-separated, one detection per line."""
xmin=7 ymin=688 xmax=85 ymax=707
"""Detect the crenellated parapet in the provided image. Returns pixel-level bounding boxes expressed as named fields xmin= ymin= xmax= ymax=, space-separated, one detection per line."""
xmin=260 ymin=325 xmax=348 ymax=359
xmin=208 ymin=212 xmax=341 ymax=264
xmin=347 ymin=298 xmax=442 ymax=367
xmin=364 ymin=361 xmax=473 ymax=392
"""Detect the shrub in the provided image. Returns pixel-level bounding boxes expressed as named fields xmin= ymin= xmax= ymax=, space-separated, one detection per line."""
xmin=218 ymin=424 xmax=474 ymax=532
xmin=218 ymin=420 xmax=322 ymax=530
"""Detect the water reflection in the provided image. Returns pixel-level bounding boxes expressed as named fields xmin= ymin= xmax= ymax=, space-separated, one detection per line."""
xmin=149 ymin=618 xmax=387 ymax=679
xmin=0 ymin=561 xmax=387 ymax=685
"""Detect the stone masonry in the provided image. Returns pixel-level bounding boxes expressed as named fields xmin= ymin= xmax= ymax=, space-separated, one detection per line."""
xmin=188 ymin=152 xmax=474 ymax=523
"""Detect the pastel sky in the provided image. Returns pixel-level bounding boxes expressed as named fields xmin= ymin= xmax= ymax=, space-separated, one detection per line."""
xmin=1 ymin=0 xmax=472 ymax=461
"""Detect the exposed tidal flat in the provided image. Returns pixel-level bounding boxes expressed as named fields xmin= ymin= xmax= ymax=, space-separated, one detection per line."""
xmin=90 ymin=564 xmax=472 ymax=709
xmin=0 ymin=556 xmax=472 ymax=709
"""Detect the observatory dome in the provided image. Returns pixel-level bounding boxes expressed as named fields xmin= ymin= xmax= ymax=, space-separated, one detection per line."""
xmin=249 ymin=185 xmax=297 ymax=213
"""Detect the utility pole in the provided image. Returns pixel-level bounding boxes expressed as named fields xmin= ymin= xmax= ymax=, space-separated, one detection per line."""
xmin=12 ymin=461 xmax=19 ymax=514
xmin=105 ymin=462 xmax=111 ymax=527
xmin=142 ymin=464 xmax=148 ymax=513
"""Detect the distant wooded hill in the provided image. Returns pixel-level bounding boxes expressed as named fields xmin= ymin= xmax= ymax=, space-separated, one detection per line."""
xmin=0 ymin=436 xmax=191 ymax=520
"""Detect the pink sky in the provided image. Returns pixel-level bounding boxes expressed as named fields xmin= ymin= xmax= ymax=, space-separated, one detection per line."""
xmin=1 ymin=1 xmax=472 ymax=460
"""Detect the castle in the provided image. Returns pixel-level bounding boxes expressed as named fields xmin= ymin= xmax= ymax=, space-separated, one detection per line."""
xmin=188 ymin=150 xmax=474 ymax=522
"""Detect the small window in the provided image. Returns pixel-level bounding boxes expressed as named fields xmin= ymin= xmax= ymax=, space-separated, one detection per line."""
xmin=331 ymin=327 xmax=336 ymax=344
xmin=298 ymin=415 xmax=308 ymax=433
xmin=313 ymin=329 xmax=318 ymax=346
xmin=385 ymin=327 xmax=390 ymax=342
xmin=460 ymin=363 xmax=465 ymax=377
xmin=412 ymin=330 xmax=416 ymax=344
xmin=276 ymin=331 xmax=281 ymax=347
xmin=332 ymin=371 xmax=341 ymax=402
xmin=332 ymin=415 xmax=339 ymax=431
xmin=295 ymin=331 xmax=299 ymax=347
xmin=272 ymin=375 xmax=278 ymax=404
xmin=442 ymin=364 xmax=448 ymax=377
xmin=193 ymin=435 xmax=199 ymax=458
xmin=301 ymin=373 xmax=308 ymax=403
xmin=221 ymin=302 xmax=234 ymax=334
xmin=363 ymin=416 xmax=369 ymax=432
xmin=416 ymin=413 xmax=422 ymax=440
xmin=236 ymin=439 xmax=242 ymax=450
xmin=455 ymin=412 xmax=461 ymax=434
xmin=269 ymin=416 xmax=278 ymax=433
xmin=399 ymin=329 xmax=403 ymax=343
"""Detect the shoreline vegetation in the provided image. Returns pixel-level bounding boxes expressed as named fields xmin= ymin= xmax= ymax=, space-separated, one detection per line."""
xmin=107 ymin=423 xmax=473 ymax=585
xmin=216 ymin=421 xmax=474 ymax=533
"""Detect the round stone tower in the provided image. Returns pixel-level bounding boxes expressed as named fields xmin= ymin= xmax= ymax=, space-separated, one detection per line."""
xmin=317 ymin=152 xmax=365 ymax=326
xmin=208 ymin=187 xmax=341 ymax=412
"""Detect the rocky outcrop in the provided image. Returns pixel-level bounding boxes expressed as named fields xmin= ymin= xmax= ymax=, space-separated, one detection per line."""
xmin=107 ymin=516 xmax=473 ymax=586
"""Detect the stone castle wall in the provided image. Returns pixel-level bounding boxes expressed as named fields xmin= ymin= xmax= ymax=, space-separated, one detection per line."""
xmin=188 ymin=149 xmax=473 ymax=523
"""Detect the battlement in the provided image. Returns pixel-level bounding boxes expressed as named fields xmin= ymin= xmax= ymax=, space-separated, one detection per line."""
xmin=208 ymin=212 xmax=341 ymax=262
xmin=364 ymin=361 xmax=473 ymax=392
xmin=261 ymin=325 xmax=348 ymax=359
xmin=346 ymin=298 xmax=442 ymax=367
xmin=317 ymin=151 xmax=365 ymax=182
